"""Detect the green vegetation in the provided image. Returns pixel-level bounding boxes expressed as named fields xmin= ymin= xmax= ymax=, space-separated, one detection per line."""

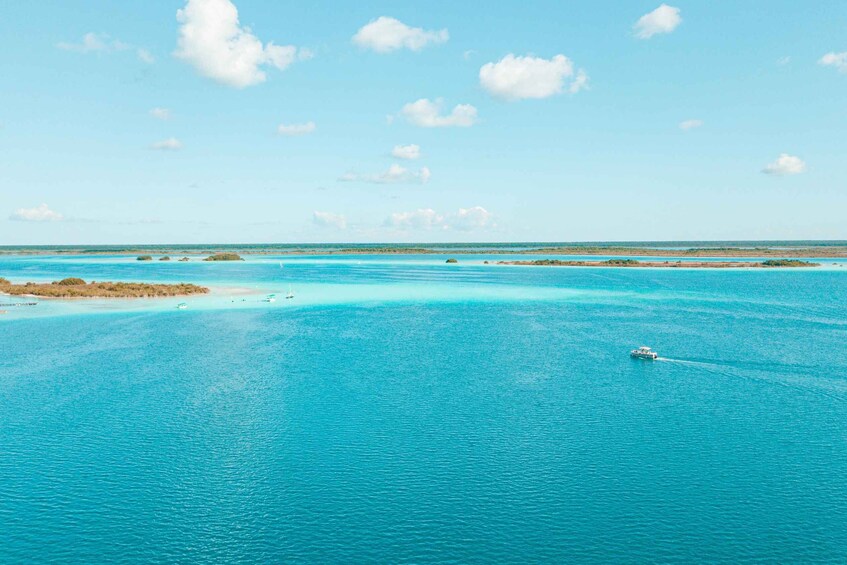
xmin=159 ymin=256 xmax=171 ymax=261
xmin=603 ymin=259 xmax=640 ymax=265
xmin=137 ymin=255 xmax=153 ymax=261
xmin=446 ymin=258 xmax=458 ymax=264
xmin=203 ymin=253 xmax=244 ymax=261
xmin=0 ymin=279 xmax=208 ymax=298
xmin=761 ymin=259 xmax=818 ymax=267
xmin=179 ymin=257 xmax=190 ymax=262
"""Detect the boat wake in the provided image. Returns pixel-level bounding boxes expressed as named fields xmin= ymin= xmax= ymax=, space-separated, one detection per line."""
xmin=655 ymin=357 xmax=847 ymax=403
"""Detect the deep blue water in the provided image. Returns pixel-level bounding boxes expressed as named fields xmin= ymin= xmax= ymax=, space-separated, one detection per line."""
xmin=2 ymin=255 xmax=847 ymax=562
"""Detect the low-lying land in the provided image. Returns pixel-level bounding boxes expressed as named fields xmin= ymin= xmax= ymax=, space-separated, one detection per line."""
xmin=497 ymin=259 xmax=820 ymax=268
xmin=0 ymin=277 xmax=209 ymax=298
xmin=2 ymin=243 xmax=847 ymax=258
xmin=203 ymin=253 xmax=244 ymax=261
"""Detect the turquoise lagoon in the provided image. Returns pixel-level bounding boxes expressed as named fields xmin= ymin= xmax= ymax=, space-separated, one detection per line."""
xmin=2 ymin=254 xmax=847 ymax=562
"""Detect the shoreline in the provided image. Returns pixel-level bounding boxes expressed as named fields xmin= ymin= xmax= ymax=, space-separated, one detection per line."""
xmin=3 ymin=243 xmax=847 ymax=258
xmin=496 ymin=259 xmax=820 ymax=269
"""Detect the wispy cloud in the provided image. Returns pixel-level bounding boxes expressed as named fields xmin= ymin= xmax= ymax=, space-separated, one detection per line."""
xmin=399 ymin=98 xmax=477 ymax=128
xmin=312 ymin=211 xmax=347 ymax=229
xmin=57 ymin=32 xmax=153 ymax=63
xmin=149 ymin=107 xmax=171 ymax=120
xmin=819 ymin=52 xmax=847 ymax=73
xmin=384 ymin=206 xmax=494 ymax=231
xmin=150 ymin=138 xmax=183 ymax=151
xmin=339 ymin=164 xmax=431 ymax=184
xmin=679 ymin=119 xmax=703 ymax=130
xmin=278 ymin=121 xmax=316 ymax=136
xmin=391 ymin=144 xmax=421 ymax=160
xmin=9 ymin=204 xmax=64 ymax=222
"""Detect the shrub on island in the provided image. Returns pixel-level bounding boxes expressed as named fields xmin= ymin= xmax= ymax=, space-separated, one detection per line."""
xmin=137 ymin=255 xmax=153 ymax=261
xmin=159 ymin=256 xmax=171 ymax=261
xmin=179 ymin=257 xmax=190 ymax=262
xmin=446 ymin=258 xmax=458 ymax=264
xmin=761 ymin=259 xmax=817 ymax=267
xmin=56 ymin=277 xmax=86 ymax=286
xmin=203 ymin=253 xmax=244 ymax=262
xmin=0 ymin=277 xmax=10 ymax=287
xmin=603 ymin=259 xmax=641 ymax=266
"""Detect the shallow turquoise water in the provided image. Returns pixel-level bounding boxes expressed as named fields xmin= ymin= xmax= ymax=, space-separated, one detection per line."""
xmin=2 ymin=255 xmax=847 ymax=562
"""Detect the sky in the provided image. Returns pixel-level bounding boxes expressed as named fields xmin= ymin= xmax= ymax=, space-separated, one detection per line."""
xmin=1 ymin=0 xmax=846 ymax=245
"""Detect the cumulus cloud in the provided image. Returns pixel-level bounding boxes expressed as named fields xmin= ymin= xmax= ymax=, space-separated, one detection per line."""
xmin=384 ymin=208 xmax=445 ymax=230
xmin=9 ymin=204 xmax=64 ymax=222
xmin=762 ymin=153 xmax=806 ymax=175
xmin=384 ymin=206 xmax=494 ymax=231
xmin=313 ymin=211 xmax=347 ymax=229
xmin=352 ymin=16 xmax=448 ymax=53
xmin=479 ymin=54 xmax=588 ymax=100
xmin=339 ymin=164 xmax=431 ymax=184
xmin=57 ymin=32 xmax=154 ymax=63
xmin=150 ymin=137 xmax=183 ymax=150
xmin=391 ymin=144 xmax=421 ymax=160
xmin=175 ymin=0 xmax=310 ymax=88
xmin=149 ymin=107 xmax=171 ymax=120
xmin=819 ymin=52 xmax=847 ymax=73
xmin=399 ymin=98 xmax=477 ymax=128
xmin=633 ymin=4 xmax=682 ymax=39
xmin=277 ymin=121 xmax=316 ymax=136
xmin=679 ymin=119 xmax=703 ymax=130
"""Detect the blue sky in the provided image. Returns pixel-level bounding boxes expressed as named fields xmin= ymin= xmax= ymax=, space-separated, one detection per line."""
xmin=1 ymin=0 xmax=846 ymax=244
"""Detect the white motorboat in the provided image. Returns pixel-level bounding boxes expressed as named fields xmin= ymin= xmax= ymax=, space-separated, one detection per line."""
xmin=630 ymin=346 xmax=658 ymax=360
xmin=285 ymin=286 xmax=295 ymax=300
xmin=177 ymin=302 xmax=188 ymax=310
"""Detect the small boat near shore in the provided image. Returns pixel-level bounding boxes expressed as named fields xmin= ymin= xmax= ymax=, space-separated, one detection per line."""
xmin=630 ymin=346 xmax=658 ymax=360
xmin=177 ymin=302 xmax=188 ymax=310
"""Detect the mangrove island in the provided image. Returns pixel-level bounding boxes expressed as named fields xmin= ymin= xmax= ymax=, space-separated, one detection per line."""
xmin=0 ymin=277 xmax=209 ymax=298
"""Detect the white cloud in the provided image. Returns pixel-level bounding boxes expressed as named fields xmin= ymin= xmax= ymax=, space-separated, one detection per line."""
xmin=57 ymin=32 xmax=113 ymax=53
xmin=339 ymin=164 xmax=431 ymax=184
xmin=10 ymin=204 xmax=64 ymax=222
xmin=819 ymin=52 xmax=847 ymax=73
xmin=57 ymin=32 xmax=153 ymax=63
xmin=352 ymin=16 xmax=448 ymax=53
xmin=175 ymin=0 xmax=309 ymax=88
xmin=149 ymin=107 xmax=171 ymax=120
xmin=312 ymin=211 xmax=347 ymax=229
xmin=633 ymin=4 xmax=682 ymax=39
xmin=277 ymin=121 xmax=316 ymax=136
xmin=150 ymin=137 xmax=183 ymax=151
xmin=449 ymin=206 xmax=494 ymax=231
xmin=679 ymin=119 xmax=703 ymax=130
xmin=384 ymin=208 xmax=445 ymax=230
xmin=400 ymin=98 xmax=477 ymax=128
xmin=391 ymin=144 xmax=421 ymax=160
xmin=479 ymin=54 xmax=588 ymax=100
xmin=384 ymin=206 xmax=494 ymax=231
xmin=762 ymin=153 xmax=806 ymax=175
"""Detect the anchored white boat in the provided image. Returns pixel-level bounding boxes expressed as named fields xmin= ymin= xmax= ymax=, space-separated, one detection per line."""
xmin=285 ymin=286 xmax=295 ymax=300
xmin=630 ymin=346 xmax=658 ymax=360
xmin=177 ymin=302 xmax=188 ymax=310
xmin=263 ymin=294 xmax=276 ymax=303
